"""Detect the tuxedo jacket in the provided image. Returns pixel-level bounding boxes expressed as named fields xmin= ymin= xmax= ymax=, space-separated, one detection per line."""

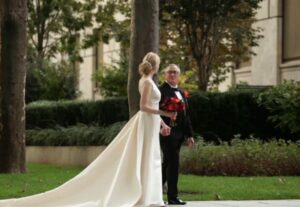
xmin=159 ymin=82 xmax=194 ymax=140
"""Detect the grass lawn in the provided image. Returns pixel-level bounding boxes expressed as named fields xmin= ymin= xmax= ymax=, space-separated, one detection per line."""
xmin=178 ymin=175 xmax=300 ymax=200
xmin=0 ymin=163 xmax=81 ymax=199
xmin=0 ymin=163 xmax=299 ymax=201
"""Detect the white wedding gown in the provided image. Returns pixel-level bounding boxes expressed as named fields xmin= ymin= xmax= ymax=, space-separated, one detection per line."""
xmin=0 ymin=77 xmax=164 ymax=207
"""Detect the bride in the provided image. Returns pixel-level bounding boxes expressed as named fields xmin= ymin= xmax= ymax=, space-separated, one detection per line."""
xmin=0 ymin=52 xmax=176 ymax=207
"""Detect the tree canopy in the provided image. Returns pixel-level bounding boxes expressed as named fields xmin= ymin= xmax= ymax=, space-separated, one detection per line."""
xmin=160 ymin=0 xmax=263 ymax=91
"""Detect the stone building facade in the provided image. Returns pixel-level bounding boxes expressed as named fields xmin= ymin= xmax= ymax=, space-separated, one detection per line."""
xmin=76 ymin=0 xmax=300 ymax=98
xmin=220 ymin=0 xmax=300 ymax=90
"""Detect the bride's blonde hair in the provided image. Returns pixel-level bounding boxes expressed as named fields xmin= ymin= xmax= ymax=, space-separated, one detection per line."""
xmin=139 ymin=52 xmax=160 ymax=76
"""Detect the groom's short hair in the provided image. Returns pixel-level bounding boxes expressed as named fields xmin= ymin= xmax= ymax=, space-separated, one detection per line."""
xmin=164 ymin=64 xmax=181 ymax=74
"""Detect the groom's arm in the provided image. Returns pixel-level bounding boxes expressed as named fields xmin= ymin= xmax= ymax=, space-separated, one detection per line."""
xmin=184 ymin=102 xmax=195 ymax=148
xmin=184 ymin=97 xmax=194 ymax=139
xmin=159 ymin=86 xmax=170 ymax=124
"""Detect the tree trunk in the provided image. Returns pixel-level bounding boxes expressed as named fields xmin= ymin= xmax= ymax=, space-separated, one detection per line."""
xmin=128 ymin=0 xmax=159 ymax=118
xmin=0 ymin=0 xmax=27 ymax=173
xmin=195 ymin=60 xmax=209 ymax=91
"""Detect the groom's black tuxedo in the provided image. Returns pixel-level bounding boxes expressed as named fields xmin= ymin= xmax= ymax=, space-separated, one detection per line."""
xmin=159 ymin=82 xmax=193 ymax=200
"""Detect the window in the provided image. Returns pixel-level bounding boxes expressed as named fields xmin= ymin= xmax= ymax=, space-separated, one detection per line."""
xmin=283 ymin=0 xmax=300 ymax=61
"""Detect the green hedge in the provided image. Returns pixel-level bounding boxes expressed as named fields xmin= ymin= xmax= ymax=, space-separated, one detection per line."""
xmin=188 ymin=92 xmax=298 ymax=142
xmin=26 ymin=122 xmax=126 ymax=146
xmin=26 ymin=92 xmax=299 ymax=141
xmin=26 ymin=98 xmax=129 ymax=129
xmin=180 ymin=138 xmax=300 ymax=176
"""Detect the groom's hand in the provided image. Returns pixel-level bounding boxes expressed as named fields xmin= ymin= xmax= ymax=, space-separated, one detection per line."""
xmin=187 ymin=137 xmax=195 ymax=148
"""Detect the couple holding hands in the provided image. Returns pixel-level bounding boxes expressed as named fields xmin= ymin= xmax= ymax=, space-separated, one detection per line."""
xmin=137 ymin=51 xmax=195 ymax=205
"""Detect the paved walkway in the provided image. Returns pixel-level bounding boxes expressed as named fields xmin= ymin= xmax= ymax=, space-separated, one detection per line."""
xmin=166 ymin=200 xmax=300 ymax=207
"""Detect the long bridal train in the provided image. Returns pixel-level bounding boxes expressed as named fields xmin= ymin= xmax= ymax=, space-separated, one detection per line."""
xmin=0 ymin=109 xmax=164 ymax=207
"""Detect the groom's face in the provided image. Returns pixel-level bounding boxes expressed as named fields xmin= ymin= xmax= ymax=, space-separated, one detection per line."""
xmin=165 ymin=67 xmax=180 ymax=86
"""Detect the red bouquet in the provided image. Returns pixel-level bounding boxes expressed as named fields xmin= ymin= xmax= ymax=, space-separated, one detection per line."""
xmin=160 ymin=96 xmax=186 ymax=126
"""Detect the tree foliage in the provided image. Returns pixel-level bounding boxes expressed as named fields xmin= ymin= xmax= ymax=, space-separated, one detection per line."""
xmin=26 ymin=0 xmax=128 ymax=101
xmin=27 ymin=60 xmax=78 ymax=102
xmin=27 ymin=0 xmax=126 ymax=61
xmin=256 ymin=81 xmax=300 ymax=135
xmin=93 ymin=55 xmax=128 ymax=97
xmin=109 ymin=0 xmax=263 ymax=92
xmin=160 ymin=0 xmax=263 ymax=91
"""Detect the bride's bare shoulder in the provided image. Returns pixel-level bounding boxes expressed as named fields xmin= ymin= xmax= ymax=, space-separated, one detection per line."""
xmin=139 ymin=77 xmax=153 ymax=92
xmin=139 ymin=77 xmax=153 ymax=85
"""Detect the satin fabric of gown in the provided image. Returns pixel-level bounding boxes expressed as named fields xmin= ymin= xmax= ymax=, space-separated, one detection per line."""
xmin=0 ymin=77 xmax=164 ymax=207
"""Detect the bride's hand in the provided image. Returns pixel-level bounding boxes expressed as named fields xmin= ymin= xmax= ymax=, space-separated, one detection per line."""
xmin=160 ymin=124 xmax=171 ymax=136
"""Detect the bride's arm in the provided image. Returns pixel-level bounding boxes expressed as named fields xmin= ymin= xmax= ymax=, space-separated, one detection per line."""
xmin=140 ymin=80 xmax=172 ymax=118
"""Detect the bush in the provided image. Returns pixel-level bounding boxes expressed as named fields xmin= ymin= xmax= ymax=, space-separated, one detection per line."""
xmin=92 ymin=55 xmax=129 ymax=98
xmin=26 ymin=124 xmax=300 ymax=176
xmin=180 ymin=137 xmax=300 ymax=176
xmin=26 ymin=122 xmax=126 ymax=146
xmin=93 ymin=65 xmax=127 ymax=97
xmin=256 ymin=80 xmax=300 ymax=135
xmin=26 ymin=60 xmax=78 ymax=103
xmin=26 ymin=98 xmax=129 ymax=129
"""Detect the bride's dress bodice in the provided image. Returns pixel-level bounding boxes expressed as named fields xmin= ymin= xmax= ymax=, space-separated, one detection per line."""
xmin=138 ymin=77 xmax=161 ymax=111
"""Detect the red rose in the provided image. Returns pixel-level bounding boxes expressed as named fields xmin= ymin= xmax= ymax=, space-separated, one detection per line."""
xmin=160 ymin=95 xmax=186 ymax=127
xmin=170 ymin=97 xmax=181 ymax=104
xmin=160 ymin=96 xmax=185 ymax=112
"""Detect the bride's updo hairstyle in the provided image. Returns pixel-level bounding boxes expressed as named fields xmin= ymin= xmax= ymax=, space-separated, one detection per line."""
xmin=139 ymin=52 xmax=160 ymax=76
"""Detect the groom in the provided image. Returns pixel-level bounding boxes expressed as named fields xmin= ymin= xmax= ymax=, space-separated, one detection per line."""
xmin=159 ymin=64 xmax=195 ymax=205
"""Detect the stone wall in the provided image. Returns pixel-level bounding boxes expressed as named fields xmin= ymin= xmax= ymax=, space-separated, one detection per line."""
xmin=26 ymin=146 xmax=106 ymax=166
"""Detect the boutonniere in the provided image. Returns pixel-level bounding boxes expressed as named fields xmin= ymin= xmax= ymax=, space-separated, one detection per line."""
xmin=183 ymin=90 xmax=189 ymax=98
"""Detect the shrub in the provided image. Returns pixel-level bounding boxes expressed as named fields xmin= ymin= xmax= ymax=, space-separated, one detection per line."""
xmin=180 ymin=137 xmax=300 ymax=176
xmin=92 ymin=64 xmax=127 ymax=97
xmin=26 ymin=122 xmax=126 ymax=146
xmin=26 ymin=124 xmax=300 ymax=176
xmin=92 ymin=55 xmax=129 ymax=98
xmin=26 ymin=60 xmax=78 ymax=103
xmin=256 ymin=80 xmax=300 ymax=135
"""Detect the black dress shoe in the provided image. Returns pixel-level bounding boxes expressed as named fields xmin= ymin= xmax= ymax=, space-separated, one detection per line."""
xmin=168 ymin=197 xmax=186 ymax=205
